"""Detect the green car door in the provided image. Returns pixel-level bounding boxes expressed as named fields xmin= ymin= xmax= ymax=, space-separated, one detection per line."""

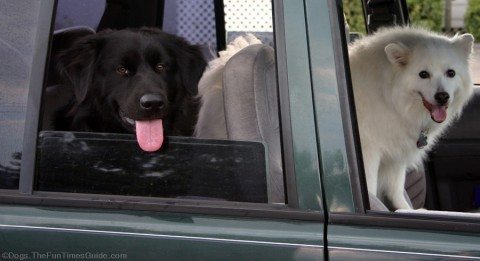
xmin=0 ymin=0 xmax=327 ymax=260
xmin=306 ymin=0 xmax=480 ymax=259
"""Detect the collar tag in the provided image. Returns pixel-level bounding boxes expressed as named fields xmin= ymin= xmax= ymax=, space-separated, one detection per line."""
xmin=417 ymin=130 xmax=428 ymax=149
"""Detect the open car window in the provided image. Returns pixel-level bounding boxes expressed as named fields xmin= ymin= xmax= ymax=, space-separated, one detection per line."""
xmin=0 ymin=0 xmax=301 ymax=208
xmin=343 ymin=0 xmax=480 ymax=219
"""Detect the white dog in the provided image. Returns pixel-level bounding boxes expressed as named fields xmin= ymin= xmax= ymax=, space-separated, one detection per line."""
xmin=195 ymin=34 xmax=261 ymax=138
xmin=349 ymin=27 xmax=474 ymax=210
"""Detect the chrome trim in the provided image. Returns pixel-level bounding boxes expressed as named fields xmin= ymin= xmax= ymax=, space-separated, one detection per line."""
xmin=0 ymin=224 xmax=323 ymax=249
xmin=330 ymin=246 xmax=480 ymax=259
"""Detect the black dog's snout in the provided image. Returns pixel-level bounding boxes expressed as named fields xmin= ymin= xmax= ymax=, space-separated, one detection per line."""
xmin=140 ymin=94 xmax=164 ymax=110
xmin=434 ymin=92 xmax=450 ymax=105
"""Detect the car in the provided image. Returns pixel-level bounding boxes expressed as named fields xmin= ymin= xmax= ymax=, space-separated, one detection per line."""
xmin=0 ymin=0 xmax=479 ymax=259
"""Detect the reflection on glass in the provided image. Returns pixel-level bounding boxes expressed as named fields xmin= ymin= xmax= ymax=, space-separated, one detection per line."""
xmin=36 ymin=132 xmax=268 ymax=203
xmin=0 ymin=1 xmax=43 ymax=189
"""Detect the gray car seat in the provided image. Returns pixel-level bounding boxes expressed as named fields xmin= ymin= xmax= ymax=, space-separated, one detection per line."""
xmin=222 ymin=44 xmax=284 ymax=203
xmin=405 ymin=165 xmax=426 ymax=209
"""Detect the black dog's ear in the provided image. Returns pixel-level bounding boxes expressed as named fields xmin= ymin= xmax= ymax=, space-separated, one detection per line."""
xmin=174 ymin=41 xmax=207 ymax=96
xmin=56 ymin=32 xmax=108 ymax=103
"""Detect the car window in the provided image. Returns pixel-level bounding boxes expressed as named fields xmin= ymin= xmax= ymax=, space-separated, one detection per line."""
xmin=0 ymin=1 xmax=48 ymax=189
xmin=54 ymin=0 xmax=106 ymax=31
xmin=28 ymin=0 xmax=291 ymax=206
xmin=343 ymin=0 xmax=480 ymax=218
xmin=343 ymin=0 xmax=366 ymax=41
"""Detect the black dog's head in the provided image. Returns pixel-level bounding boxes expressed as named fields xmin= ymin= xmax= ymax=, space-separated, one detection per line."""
xmin=57 ymin=28 xmax=206 ymax=151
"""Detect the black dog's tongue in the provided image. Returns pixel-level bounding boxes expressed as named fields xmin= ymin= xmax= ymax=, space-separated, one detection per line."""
xmin=135 ymin=119 xmax=164 ymax=152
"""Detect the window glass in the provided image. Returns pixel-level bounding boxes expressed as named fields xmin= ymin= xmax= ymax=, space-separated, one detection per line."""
xmin=0 ymin=0 xmax=46 ymax=189
xmin=54 ymin=0 xmax=105 ymax=31
xmin=37 ymin=0 xmax=285 ymax=204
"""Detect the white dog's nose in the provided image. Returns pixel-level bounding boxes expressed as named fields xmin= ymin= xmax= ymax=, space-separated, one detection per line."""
xmin=434 ymin=92 xmax=449 ymax=105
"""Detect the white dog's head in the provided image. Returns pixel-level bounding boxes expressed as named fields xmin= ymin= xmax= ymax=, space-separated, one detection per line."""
xmin=384 ymin=31 xmax=474 ymax=124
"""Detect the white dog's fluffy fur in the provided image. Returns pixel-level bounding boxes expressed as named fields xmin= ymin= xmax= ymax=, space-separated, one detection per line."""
xmin=349 ymin=27 xmax=475 ymax=209
xmin=195 ymin=34 xmax=261 ymax=138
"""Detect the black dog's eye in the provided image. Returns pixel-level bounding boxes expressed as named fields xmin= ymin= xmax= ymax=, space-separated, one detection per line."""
xmin=154 ymin=63 xmax=166 ymax=73
xmin=419 ymin=70 xmax=430 ymax=79
xmin=116 ymin=65 xmax=130 ymax=76
xmin=446 ymin=69 xmax=456 ymax=78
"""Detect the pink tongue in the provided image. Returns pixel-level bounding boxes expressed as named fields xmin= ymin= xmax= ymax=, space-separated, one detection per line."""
xmin=431 ymin=106 xmax=447 ymax=123
xmin=135 ymin=119 xmax=164 ymax=152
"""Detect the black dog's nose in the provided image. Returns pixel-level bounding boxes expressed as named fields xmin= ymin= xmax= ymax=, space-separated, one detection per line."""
xmin=140 ymin=94 xmax=164 ymax=110
xmin=434 ymin=92 xmax=450 ymax=105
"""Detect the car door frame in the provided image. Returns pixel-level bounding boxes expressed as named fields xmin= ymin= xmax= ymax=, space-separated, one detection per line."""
xmin=0 ymin=0 xmax=329 ymax=259
xmin=311 ymin=0 xmax=480 ymax=259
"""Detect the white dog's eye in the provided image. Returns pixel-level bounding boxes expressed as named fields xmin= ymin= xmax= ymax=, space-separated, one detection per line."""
xmin=446 ymin=69 xmax=456 ymax=78
xmin=419 ymin=70 xmax=430 ymax=79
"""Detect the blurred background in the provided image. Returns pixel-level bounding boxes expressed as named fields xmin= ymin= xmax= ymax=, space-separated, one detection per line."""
xmin=344 ymin=0 xmax=480 ymax=83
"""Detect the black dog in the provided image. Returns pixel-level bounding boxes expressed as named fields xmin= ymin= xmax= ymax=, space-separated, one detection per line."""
xmin=55 ymin=28 xmax=207 ymax=151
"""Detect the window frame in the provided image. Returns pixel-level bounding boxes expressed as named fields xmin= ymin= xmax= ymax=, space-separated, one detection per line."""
xmin=303 ymin=0 xmax=367 ymax=214
xmin=328 ymin=0 xmax=480 ymax=233
xmin=17 ymin=0 xmax=57 ymax=195
xmin=0 ymin=0 xmax=325 ymax=220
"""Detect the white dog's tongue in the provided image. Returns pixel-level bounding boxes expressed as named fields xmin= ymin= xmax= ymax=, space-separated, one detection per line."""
xmin=431 ymin=105 xmax=447 ymax=123
xmin=135 ymin=119 xmax=164 ymax=152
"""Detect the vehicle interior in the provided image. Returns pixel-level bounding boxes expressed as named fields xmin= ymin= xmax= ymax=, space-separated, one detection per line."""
xmin=345 ymin=0 xmax=480 ymax=215
xmin=35 ymin=0 xmax=285 ymax=204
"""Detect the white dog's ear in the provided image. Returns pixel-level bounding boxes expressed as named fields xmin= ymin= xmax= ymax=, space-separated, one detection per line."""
xmin=385 ymin=43 xmax=410 ymax=66
xmin=453 ymin=33 xmax=474 ymax=56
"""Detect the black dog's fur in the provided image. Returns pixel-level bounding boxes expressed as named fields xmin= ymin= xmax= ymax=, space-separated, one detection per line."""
xmin=55 ymin=28 xmax=206 ymax=136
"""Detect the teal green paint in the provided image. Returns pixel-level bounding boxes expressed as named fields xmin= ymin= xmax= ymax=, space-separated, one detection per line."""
xmin=328 ymin=225 xmax=480 ymax=259
xmin=0 ymin=206 xmax=323 ymax=244
xmin=0 ymin=205 xmax=324 ymax=260
xmin=2 ymin=229 xmax=323 ymax=261
xmin=304 ymin=0 xmax=355 ymax=212
xmin=282 ymin=0 xmax=323 ymax=211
